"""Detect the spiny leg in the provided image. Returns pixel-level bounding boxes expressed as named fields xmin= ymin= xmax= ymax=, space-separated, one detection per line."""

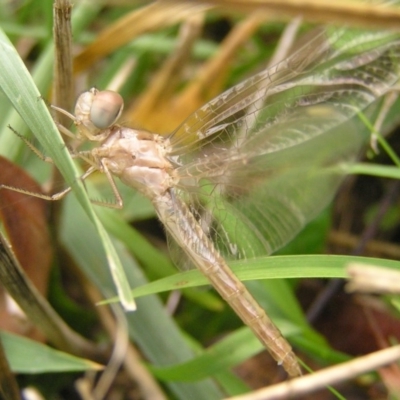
xmin=0 ymin=166 xmax=98 ymax=202
xmin=5 ymin=124 xmax=79 ymax=201
xmin=7 ymin=125 xmax=55 ymax=164
xmin=8 ymin=125 xmax=83 ymax=164
xmin=6 ymin=126 xmax=122 ymax=207
xmin=88 ymin=159 xmax=123 ymax=209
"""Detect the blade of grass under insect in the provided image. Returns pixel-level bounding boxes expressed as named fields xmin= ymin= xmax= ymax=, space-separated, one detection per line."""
xmin=100 ymin=254 xmax=400 ymax=299
xmin=100 ymin=253 xmax=400 ymax=366
xmin=0 ymin=27 xmax=135 ymax=310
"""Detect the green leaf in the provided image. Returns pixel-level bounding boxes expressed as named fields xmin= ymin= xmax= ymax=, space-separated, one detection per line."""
xmin=0 ymin=26 xmax=134 ymax=310
xmin=149 ymin=326 xmax=291 ymax=382
xmin=1 ymin=331 xmax=103 ymax=373
xmin=100 ymin=255 xmax=400 ymax=302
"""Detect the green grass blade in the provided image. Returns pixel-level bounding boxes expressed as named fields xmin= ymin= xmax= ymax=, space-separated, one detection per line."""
xmin=0 ymin=27 xmax=134 ymax=310
xmin=105 ymin=255 xmax=400 ymax=299
xmin=348 ymin=162 xmax=400 ymax=179
xmin=1 ymin=331 xmax=103 ymax=373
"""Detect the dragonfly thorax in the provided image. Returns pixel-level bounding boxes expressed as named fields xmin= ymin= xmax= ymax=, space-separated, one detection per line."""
xmin=93 ymin=127 xmax=177 ymax=199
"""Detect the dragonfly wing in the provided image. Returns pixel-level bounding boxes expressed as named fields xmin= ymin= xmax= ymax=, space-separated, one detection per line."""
xmin=172 ymin=107 xmax=365 ymax=261
xmin=166 ymin=229 xmax=197 ymax=270
xmin=165 ymin=27 xmax=400 ymax=262
xmin=168 ymin=28 xmax=400 ymax=154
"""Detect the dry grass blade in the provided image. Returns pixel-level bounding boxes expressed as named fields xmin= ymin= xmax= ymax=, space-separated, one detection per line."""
xmin=346 ymin=263 xmax=400 ymax=294
xmin=171 ymin=12 xmax=268 ymax=125
xmin=128 ymin=12 xmax=205 ymax=131
xmin=182 ymin=0 xmax=400 ymax=29
xmin=226 ymin=345 xmax=400 ymax=400
xmin=52 ymin=0 xmax=74 ymax=232
xmin=329 ymin=230 xmax=400 ymax=259
xmin=73 ymin=1 xmax=212 ymax=73
xmin=129 ymin=11 xmax=268 ymax=133
xmin=53 ymin=0 xmax=73 ymax=115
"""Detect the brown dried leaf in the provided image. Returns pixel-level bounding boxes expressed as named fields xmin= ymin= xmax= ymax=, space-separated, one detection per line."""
xmin=186 ymin=0 xmax=400 ymax=29
xmin=0 ymin=156 xmax=53 ymax=292
xmin=0 ymin=156 xmax=53 ymax=339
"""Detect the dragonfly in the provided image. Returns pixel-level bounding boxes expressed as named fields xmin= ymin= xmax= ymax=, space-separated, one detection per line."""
xmin=3 ymin=24 xmax=400 ymax=378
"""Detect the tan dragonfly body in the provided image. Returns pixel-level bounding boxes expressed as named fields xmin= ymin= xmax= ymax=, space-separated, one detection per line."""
xmin=3 ymin=24 xmax=400 ymax=378
xmin=73 ymin=88 xmax=301 ymax=376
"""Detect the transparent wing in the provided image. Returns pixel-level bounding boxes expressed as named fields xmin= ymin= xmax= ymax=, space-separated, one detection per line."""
xmin=166 ymin=27 xmax=400 ymax=264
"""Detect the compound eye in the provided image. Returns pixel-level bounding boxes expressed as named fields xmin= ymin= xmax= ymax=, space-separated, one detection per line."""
xmin=90 ymin=90 xmax=124 ymax=129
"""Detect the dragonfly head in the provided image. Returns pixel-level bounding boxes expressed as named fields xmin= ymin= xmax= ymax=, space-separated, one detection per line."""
xmin=88 ymin=88 xmax=124 ymax=130
xmin=74 ymin=88 xmax=124 ymax=141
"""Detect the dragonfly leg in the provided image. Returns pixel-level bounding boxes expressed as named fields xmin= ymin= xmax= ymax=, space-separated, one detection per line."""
xmin=0 ymin=166 xmax=101 ymax=203
xmin=4 ymin=124 xmax=121 ymax=207
xmin=51 ymin=104 xmax=76 ymax=123
xmin=0 ymin=182 xmax=72 ymax=201
xmin=54 ymin=120 xmax=78 ymax=141
xmin=8 ymin=124 xmax=83 ymax=164
xmin=88 ymin=159 xmax=123 ymax=209
xmin=51 ymin=104 xmax=88 ymax=142
xmin=8 ymin=125 xmax=55 ymax=164
xmin=51 ymin=106 xmax=89 ymax=149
